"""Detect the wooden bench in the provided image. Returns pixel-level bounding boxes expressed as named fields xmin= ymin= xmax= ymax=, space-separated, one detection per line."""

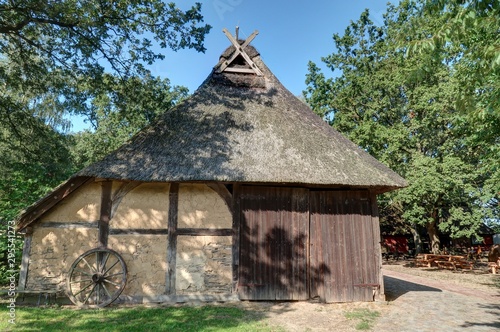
xmin=435 ymin=260 xmax=456 ymax=270
xmin=1 ymin=289 xmax=59 ymax=306
xmin=416 ymin=254 xmax=473 ymax=270
xmin=488 ymin=262 xmax=499 ymax=274
xmin=454 ymin=260 xmax=474 ymax=270
xmin=415 ymin=254 xmax=442 ymax=267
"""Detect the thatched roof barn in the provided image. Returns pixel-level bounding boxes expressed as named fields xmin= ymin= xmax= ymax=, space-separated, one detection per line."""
xmin=17 ymin=30 xmax=406 ymax=307
xmin=74 ymin=44 xmax=405 ymax=191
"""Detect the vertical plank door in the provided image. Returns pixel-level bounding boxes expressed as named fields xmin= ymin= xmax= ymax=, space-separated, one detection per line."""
xmin=238 ymin=186 xmax=309 ymax=300
xmin=310 ymin=190 xmax=379 ymax=302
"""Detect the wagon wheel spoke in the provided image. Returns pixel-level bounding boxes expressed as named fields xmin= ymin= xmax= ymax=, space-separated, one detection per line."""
xmin=72 ymin=268 xmax=93 ymax=277
xmin=101 ymin=282 xmax=112 ymax=299
xmin=83 ymin=284 xmax=97 ymax=304
xmin=96 ymin=284 xmax=100 ymax=305
xmin=104 ymin=272 xmax=125 ymax=279
xmin=100 ymin=252 xmax=110 ymax=274
xmin=69 ymin=278 xmax=93 ymax=284
xmin=103 ymin=279 xmax=121 ymax=287
xmin=73 ymin=282 xmax=95 ymax=297
xmin=66 ymin=248 xmax=127 ymax=308
xmin=102 ymin=260 xmax=120 ymax=276
xmin=81 ymin=257 xmax=97 ymax=274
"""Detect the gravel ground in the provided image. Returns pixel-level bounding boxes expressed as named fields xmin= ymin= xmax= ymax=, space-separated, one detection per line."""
xmin=382 ymin=260 xmax=499 ymax=293
xmin=234 ymin=260 xmax=500 ymax=331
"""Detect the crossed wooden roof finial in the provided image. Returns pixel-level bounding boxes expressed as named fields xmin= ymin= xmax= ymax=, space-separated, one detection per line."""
xmin=217 ymin=28 xmax=263 ymax=76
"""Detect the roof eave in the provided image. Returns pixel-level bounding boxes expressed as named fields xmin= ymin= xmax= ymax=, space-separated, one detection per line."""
xmin=16 ymin=176 xmax=93 ymax=231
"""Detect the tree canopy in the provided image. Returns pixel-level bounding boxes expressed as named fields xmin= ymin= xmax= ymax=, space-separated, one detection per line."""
xmin=304 ymin=0 xmax=499 ymax=252
xmin=0 ymin=1 xmax=211 ymax=282
xmin=1 ymin=0 xmax=209 ymax=129
xmin=0 ymin=0 xmax=210 ymax=200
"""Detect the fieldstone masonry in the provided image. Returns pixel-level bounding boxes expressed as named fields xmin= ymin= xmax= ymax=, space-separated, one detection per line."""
xmin=26 ymin=228 xmax=99 ymax=291
xmin=176 ymin=236 xmax=232 ymax=295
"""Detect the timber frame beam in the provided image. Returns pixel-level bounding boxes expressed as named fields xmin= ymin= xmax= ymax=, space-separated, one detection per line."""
xmin=166 ymin=183 xmax=179 ymax=295
xmin=98 ymin=181 xmax=113 ymax=247
xmin=16 ymin=176 xmax=93 ymax=231
xmin=216 ymin=28 xmax=262 ymax=76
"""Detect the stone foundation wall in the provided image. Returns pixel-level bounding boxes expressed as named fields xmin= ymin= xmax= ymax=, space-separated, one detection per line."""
xmin=108 ymin=235 xmax=167 ymax=297
xmin=26 ymin=228 xmax=99 ymax=291
xmin=176 ymin=236 xmax=232 ymax=295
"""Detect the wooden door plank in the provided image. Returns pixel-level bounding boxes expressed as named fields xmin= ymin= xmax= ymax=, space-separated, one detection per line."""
xmin=239 ymin=186 xmax=309 ymax=301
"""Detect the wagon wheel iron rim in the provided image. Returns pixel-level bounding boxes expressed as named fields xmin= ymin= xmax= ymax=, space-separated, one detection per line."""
xmin=66 ymin=248 xmax=127 ymax=308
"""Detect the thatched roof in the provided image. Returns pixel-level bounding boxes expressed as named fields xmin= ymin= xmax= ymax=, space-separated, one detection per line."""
xmin=75 ymin=43 xmax=407 ymax=192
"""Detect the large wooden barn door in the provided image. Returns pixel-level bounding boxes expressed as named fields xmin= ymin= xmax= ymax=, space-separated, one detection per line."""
xmin=309 ymin=191 xmax=378 ymax=302
xmin=239 ymin=186 xmax=309 ymax=300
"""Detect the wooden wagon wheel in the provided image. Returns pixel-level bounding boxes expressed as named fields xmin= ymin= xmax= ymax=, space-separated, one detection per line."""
xmin=66 ymin=248 xmax=127 ymax=308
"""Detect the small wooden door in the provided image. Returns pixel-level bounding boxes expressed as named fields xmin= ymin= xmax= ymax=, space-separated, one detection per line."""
xmin=238 ymin=186 xmax=309 ymax=300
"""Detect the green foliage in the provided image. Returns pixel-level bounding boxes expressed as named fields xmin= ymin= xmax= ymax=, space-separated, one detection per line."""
xmin=0 ymin=0 xmax=210 ymax=128
xmin=407 ymin=0 xmax=500 ymax=215
xmin=304 ymin=2 xmax=498 ymax=251
xmin=70 ymin=74 xmax=189 ymax=168
xmin=0 ymin=115 xmax=75 ymax=284
xmin=344 ymin=308 xmax=380 ymax=330
xmin=0 ymin=0 xmax=210 ymax=284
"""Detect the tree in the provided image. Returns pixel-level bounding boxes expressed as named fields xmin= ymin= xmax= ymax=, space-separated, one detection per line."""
xmin=0 ymin=107 xmax=74 ymax=283
xmin=410 ymin=0 xmax=500 ymax=113
xmin=70 ymin=74 xmax=189 ymax=168
xmin=0 ymin=1 xmax=210 ymax=284
xmin=406 ymin=0 xmax=500 ymax=219
xmin=0 ymin=0 xmax=210 ymax=213
xmin=0 ymin=0 xmax=210 ymax=145
xmin=304 ymin=2 xmax=498 ymax=253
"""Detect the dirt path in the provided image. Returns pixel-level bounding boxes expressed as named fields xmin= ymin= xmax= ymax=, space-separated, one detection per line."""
xmin=373 ymin=268 xmax=500 ymax=332
xmin=235 ymin=268 xmax=500 ymax=331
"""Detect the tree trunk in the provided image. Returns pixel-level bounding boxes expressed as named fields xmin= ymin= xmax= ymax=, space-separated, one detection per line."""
xmin=427 ymin=212 xmax=440 ymax=254
xmin=410 ymin=224 xmax=422 ymax=255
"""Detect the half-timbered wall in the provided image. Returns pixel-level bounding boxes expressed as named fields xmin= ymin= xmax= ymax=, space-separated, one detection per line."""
xmin=107 ymin=182 xmax=170 ymax=298
xmin=23 ymin=181 xmax=382 ymax=304
xmin=26 ymin=181 xmax=102 ymax=290
xmin=24 ymin=181 xmax=233 ymax=301
xmin=174 ymin=184 xmax=232 ymax=295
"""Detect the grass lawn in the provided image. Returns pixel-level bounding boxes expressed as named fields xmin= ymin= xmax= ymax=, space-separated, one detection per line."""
xmin=0 ymin=305 xmax=283 ymax=331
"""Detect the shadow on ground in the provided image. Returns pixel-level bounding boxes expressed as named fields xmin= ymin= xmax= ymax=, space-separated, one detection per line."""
xmin=460 ymin=303 xmax=500 ymax=330
xmin=384 ymin=275 xmax=442 ymax=301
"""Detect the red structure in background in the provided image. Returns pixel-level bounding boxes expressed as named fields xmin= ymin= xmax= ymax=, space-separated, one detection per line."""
xmin=473 ymin=234 xmax=494 ymax=251
xmin=383 ymin=235 xmax=409 ymax=254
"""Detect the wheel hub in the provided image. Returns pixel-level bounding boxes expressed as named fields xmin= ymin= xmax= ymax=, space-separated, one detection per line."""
xmin=92 ymin=273 xmax=105 ymax=284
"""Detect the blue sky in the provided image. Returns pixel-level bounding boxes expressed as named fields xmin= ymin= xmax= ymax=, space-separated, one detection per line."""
xmin=71 ymin=0 xmax=393 ymax=131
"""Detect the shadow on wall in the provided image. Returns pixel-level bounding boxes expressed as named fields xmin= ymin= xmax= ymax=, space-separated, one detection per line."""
xmin=79 ymin=83 xmax=280 ymax=182
xmin=239 ymin=225 xmax=330 ymax=300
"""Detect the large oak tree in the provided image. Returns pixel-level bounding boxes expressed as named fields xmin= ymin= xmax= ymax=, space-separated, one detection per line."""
xmin=304 ymin=1 xmax=498 ymax=253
